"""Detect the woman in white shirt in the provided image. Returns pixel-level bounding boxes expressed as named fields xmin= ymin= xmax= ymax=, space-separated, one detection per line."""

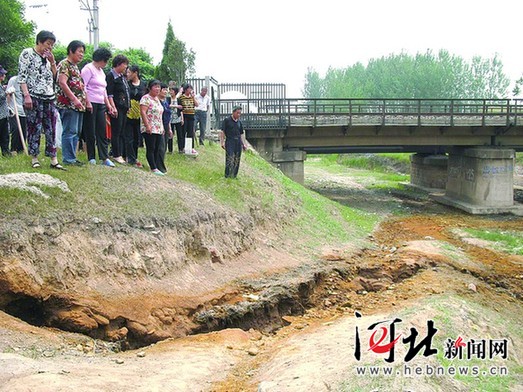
xmin=140 ymin=80 xmax=165 ymax=176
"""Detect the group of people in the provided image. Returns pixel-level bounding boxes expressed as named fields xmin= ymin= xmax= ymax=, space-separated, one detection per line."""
xmin=0 ymin=30 xmax=248 ymax=178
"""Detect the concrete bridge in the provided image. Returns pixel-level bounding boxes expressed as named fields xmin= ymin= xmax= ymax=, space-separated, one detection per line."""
xmin=216 ymin=98 xmax=523 ymax=214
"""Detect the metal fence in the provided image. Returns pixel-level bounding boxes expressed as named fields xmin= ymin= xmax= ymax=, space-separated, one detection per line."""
xmin=185 ymin=76 xmax=220 ymax=95
xmin=185 ymin=77 xmax=287 ymax=129
xmin=214 ymin=98 xmax=523 ymax=129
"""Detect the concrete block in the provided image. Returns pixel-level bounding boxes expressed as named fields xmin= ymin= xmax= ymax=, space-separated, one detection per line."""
xmin=462 ymin=147 xmax=515 ymax=160
xmin=442 ymin=147 xmax=517 ymax=213
xmin=410 ymin=154 xmax=448 ymax=190
xmin=275 ymin=161 xmax=305 ymax=184
xmin=271 ymin=150 xmax=306 ymax=163
xmin=431 ymin=194 xmax=523 ymax=215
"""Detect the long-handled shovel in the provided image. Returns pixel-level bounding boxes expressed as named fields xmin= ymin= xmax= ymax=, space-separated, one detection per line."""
xmin=10 ymin=94 xmax=28 ymax=155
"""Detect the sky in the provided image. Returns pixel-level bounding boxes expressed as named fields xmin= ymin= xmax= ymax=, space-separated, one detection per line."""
xmin=23 ymin=0 xmax=522 ymax=97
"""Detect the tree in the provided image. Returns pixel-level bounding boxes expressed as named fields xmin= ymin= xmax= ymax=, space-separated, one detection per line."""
xmin=304 ymin=50 xmax=511 ymax=99
xmin=121 ymin=48 xmax=155 ymax=81
xmin=464 ymin=54 xmax=510 ymax=98
xmin=0 ymin=0 xmax=34 ymax=73
xmin=513 ymin=75 xmax=523 ymax=97
xmin=155 ymin=20 xmax=195 ymax=84
xmin=302 ymin=67 xmax=323 ymax=98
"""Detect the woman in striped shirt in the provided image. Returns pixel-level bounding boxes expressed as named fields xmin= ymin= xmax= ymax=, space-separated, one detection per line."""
xmin=177 ymin=83 xmax=198 ymax=155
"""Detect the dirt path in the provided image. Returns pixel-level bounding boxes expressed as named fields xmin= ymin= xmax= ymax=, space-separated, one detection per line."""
xmin=211 ymin=214 xmax=522 ymax=391
xmin=1 ymin=165 xmax=522 ymax=391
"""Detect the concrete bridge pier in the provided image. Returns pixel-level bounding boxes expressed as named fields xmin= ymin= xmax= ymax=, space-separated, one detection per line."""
xmin=250 ymin=138 xmax=307 ymax=184
xmin=272 ymin=150 xmax=306 ymax=184
xmin=410 ymin=154 xmax=448 ymax=190
xmin=249 ymin=138 xmax=306 ymax=184
xmin=432 ymin=147 xmax=522 ymax=214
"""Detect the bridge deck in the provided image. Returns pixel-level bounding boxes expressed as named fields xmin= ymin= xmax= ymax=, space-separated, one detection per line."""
xmin=216 ymin=98 xmax=523 ymax=129
xmin=215 ymin=98 xmax=523 ymax=152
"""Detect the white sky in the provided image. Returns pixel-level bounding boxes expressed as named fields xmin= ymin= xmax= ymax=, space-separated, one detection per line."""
xmin=24 ymin=0 xmax=522 ymax=97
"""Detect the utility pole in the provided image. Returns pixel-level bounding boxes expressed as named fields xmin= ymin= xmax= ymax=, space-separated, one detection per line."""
xmin=92 ymin=0 xmax=99 ymax=49
xmin=79 ymin=0 xmax=99 ymax=49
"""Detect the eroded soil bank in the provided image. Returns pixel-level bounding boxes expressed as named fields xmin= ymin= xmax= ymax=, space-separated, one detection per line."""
xmin=0 ymin=164 xmax=522 ymax=391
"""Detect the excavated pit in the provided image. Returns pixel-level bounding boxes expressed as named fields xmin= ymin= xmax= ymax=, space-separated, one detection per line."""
xmin=3 ymin=295 xmax=45 ymax=327
xmin=2 ymin=213 xmax=521 ymax=350
xmin=0 ymin=243 xmax=437 ymax=350
xmin=0 ymin=273 xmax=327 ymax=350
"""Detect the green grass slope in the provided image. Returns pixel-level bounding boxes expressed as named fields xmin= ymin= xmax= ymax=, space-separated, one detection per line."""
xmin=0 ymin=144 xmax=377 ymax=248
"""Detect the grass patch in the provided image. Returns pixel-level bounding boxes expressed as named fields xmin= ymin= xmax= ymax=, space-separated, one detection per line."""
xmin=0 ymin=143 xmax=377 ymax=247
xmin=462 ymin=228 xmax=523 ymax=255
xmin=306 ymin=154 xmax=410 ymax=186
xmin=308 ymin=153 xmax=411 ymax=173
xmin=430 ymin=296 xmax=522 ymax=391
xmin=282 ymin=174 xmax=378 ymax=247
xmin=439 ymin=242 xmax=466 ymax=262
xmin=305 ymin=153 xmax=416 ymax=216
xmin=329 ymin=152 xmax=411 ymax=173
xmin=365 ymin=177 xmax=410 ymax=190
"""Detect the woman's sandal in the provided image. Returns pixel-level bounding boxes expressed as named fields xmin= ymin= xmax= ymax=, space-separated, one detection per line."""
xmin=50 ymin=163 xmax=67 ymax=171
xmin=31 ymin=161 xmax=41 ymax=168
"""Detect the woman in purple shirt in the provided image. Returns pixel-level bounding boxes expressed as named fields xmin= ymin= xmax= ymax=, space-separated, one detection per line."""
xmin=81 ymin=47 xmax=117 ymax=166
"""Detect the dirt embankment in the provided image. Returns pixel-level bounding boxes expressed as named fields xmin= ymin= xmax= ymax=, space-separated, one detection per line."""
xmin=0 ymin=178 xmax=304 ymax=347
xmin=0 ymin=162 xmax=522 ymax=391
xmin=1 ymin=208 xmax=521 ymax=391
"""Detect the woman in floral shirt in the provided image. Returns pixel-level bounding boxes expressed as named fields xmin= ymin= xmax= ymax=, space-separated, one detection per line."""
xmin=18 ymin=30 xmax=61 ymax=169
xmin=140 ymin=80 xmax=165 ymax=176
xmin=56 ymin=40 xmax=91 ymax=165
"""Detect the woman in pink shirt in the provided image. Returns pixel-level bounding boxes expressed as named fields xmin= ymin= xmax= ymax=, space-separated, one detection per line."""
xmin=81 ymin=47 xmax=117 ymax=166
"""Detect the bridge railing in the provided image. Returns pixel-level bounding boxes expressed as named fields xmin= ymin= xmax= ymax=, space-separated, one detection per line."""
xmin=215 ymin=98 xmax=523 ymax=129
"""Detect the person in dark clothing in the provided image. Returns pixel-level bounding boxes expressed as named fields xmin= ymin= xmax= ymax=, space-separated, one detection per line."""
xmin=125 ymin=65 xmax=146 ymax=167
xmin=106 ymin=54 xmax=129 ymax=164
xmin=157 ymin=83 xmax=172 ymax=173
xmin=219 ymin=105 xmax=247 ymax=178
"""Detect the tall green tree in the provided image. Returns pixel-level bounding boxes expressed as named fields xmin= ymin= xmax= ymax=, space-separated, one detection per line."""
xmin=0 ymin=0 xmax=34 ymax=74
xmin=513 ymin=75 xmax=523 ymax=97
xmin=302 ymin=67 xmax=323 ymax=98
xmin=304 ymin=50 xmax=510 ymax=99
xmin=122 ymin=47 xmax=155 ymax=81
xmin=464 ymin=54 xmax=510 ymax=98
xmin=155 ymin=20 xmax=195 ymax=84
